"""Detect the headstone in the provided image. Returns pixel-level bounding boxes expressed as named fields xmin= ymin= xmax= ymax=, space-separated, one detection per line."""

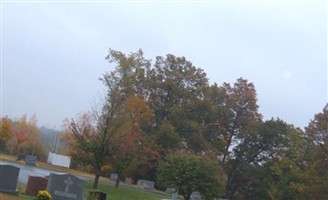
xmin=137 ymin=179 xmax=155 ymax=190
xmin=89 ymin=189 xmax=107 ymax=200
xmin=17 ymin=154 xmax=26 ymax=161
xmin=166 ymin=188 xmax=178 ymax=200
xmin=190 ymin=191 xmax=201 ymax=200
xmin=124 ymin=177 xmax=134 ymax=184
xmin=25 ymin=176 xmax=48 ymax=196
xmin=110 ymin=173 xmax=118 ymax=181
xmin=172 ymin=191 xmax=178 ymax=200
xmin=47 ymin=173 xmax=86 ymax=200
xmin=0 ymin=165 xmax=20 ymax=195
xmin=25 ymin=155 xmax=37 ymax=165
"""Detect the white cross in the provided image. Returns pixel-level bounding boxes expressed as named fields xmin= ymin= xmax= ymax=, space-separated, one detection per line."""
xmin=64 ymin=176 xmax=74 ymax=192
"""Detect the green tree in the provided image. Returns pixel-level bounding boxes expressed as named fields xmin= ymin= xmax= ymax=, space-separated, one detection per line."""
xmin=155 ymin=122 xmax=180 ymax=155
xmin=145 ymin=54 xmax=210 ymax=154
xmin=300 ymin=104 xmax=328 ymax=199
xmin=157 ymin=151 xmax=226 ymax=200
xmin=207 ymin=78 xmax=261 ymax=199
xmin=225 ymin=118 xmax=305 ymax=199
xmin=266 ymin=126 xmax=313 ymax=200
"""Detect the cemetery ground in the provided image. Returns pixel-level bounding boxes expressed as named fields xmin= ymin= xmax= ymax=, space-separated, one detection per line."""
xmin=0 ymin=154 xmax=173 ymax=200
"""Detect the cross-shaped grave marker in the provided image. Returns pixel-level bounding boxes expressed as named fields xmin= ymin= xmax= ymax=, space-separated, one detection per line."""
xmin=64 ymin=176 xmax=74 ymax=192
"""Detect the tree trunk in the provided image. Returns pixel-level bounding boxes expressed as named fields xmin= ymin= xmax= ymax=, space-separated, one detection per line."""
xmin=93 ymin=169 xmax=101 ymax=189
xmin=115 ymin=174 xmax=120 ymax=188
xmin=185 ymin=193 xmax=191 ymax=200
xmin=182 ymin=191 xmax=192 ymax=200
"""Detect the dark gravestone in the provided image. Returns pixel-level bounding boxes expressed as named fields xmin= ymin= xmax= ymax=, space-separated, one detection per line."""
xmin=25 ymin=155 xmax=37 ymax=165
xmin=0 ymin=165 xmax=20 ymax=195
xmin=25 ymin=176 xmax=48 ymax=196
xmin=89 ymin=189 xmax=107 ymax=200
xmin=17 ymin=154 xmax=26 ymax=161
xmin=47 ymin=173 xmax=86 ymax=200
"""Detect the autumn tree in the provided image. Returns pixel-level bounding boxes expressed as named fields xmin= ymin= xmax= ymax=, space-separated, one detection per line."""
xmin=300 ymin=104 xmax=328 ymax=199
xmin=0 ymin=116 xmax=12 ymax=151
xmin=109 ymin=95 xmax=157 ymax=187
xmin=7 ymin=115 xmax=45 ymax=159
xmin=220 ymin=78 xmax=262 ymax=163
xmin=306 ymin=103 xmax=328 ymax=145
xmin=70 ymin=49 xmax=153 ymax=189
xmin=102 ymin=49 xmax=160 ymax=185
xmin=11 ymin=116 xmax=29 ymax=154
xmin=158 ymin=151 xmax=226 ymax=200
xmin=203 ymin=84 xmax=228 ymax=154
xmin=69 ymin=111 xmax=112 ymax=189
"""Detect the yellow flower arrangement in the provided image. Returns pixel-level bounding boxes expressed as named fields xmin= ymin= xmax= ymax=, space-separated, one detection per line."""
xmin=37 ymin=190 xmax=52 ymax=200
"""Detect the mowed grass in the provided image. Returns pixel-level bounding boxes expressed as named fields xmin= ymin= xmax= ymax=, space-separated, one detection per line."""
xmin=0 ymin=154 xmax=173 ymax=200
xmin=85 ymin=181 xmax=172 ymax=200
xmin=0 ymin=184 xmax=33 ymax=200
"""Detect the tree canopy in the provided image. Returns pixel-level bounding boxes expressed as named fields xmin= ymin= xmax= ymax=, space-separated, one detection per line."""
xmin=157 ymin=151 xmax=226 ymax=200
xmin=54 ymin=48 xmax=328 ymax=198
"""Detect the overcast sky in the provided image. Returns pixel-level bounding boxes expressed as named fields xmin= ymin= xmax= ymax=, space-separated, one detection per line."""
xmin=1 ymin=1 xmax=327 ymax=130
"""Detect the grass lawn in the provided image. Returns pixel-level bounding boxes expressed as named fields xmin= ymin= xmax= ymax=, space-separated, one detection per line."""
xmin=0 ymin=184 xmax=33 ymax=200
xmin=0 ymin=154 xmax=174 ymax=200
xmin=85 ymin=181 xmax=172 ymax=200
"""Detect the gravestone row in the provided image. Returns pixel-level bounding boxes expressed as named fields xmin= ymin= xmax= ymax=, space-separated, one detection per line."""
xmin=1 ymin=164 xmax=205 ymax=200
xmin=17 ymin=154 xmax=37 ymax=165
xmin=0 ymin=164 xmax=90 ymax=200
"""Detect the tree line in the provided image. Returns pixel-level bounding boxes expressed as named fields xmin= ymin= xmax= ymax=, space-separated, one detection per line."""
xmin=0 ymin=115 xmax=49 ymax=159
xmin=1 ymin=49 xmax=327 ymax=199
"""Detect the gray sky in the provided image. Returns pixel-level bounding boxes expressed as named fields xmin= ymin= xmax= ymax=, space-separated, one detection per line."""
xmin=1 ymin=1 xmax=327 ymax=130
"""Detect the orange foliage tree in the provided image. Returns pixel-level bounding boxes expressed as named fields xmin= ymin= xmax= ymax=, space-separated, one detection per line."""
xmin=0 ymin=116 xmax=13 ymax=151
xmin=8 ymin=115 xmax=45 ymax=159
